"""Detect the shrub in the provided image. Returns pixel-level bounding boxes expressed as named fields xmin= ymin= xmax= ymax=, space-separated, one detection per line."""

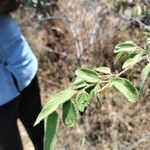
xmin=35 ymin=39 xmax=150 ymax=150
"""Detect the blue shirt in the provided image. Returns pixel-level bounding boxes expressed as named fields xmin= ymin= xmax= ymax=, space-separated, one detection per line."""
xmin=0 ymin=14 xmax=38 ymax=106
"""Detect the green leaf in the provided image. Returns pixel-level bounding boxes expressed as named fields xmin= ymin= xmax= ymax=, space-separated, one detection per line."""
xmin=44 ymin=111 xmax=59 ymax=150
xmin=75 ymin=68 xmax=100 ymax=83
xmin=122 ymin=53 xmax=142 ymax=69
xmin=144 ymin=32 xmax=150 ymax=37
xmin=114 ymin=51 xmax=125 ymax=64
xmin=72 ymin=81 xmax=87 ymax=90
xmin=34 ymin=89 xmax=77 ymax=125
xmin=75 ymin=91 xmax=91 ymax=112
xmin=144 ymin=38 xmax=150 ymax=52
xmin=63 ymin=101 xmax=77 ymax=127
xmin=85 ymin=84 xmax=96 ymax=95
xmin=90 ymin=84 xmax=101 ymax=103
xmin=114 ymin=41 xmax=136 ymax=53
xmin=72 ymin=77 xmax=87 ymax=90
xmin=73 ymin=77 xmax=83 ymax=84
xmin=141 ymin=63 xmax=150 ymax=90
xmin=94 ymin=67 xmax=111 ymax=74
xmin=112 ymin=77 xmax=139 ymax=102
xmin=88 ymin=84 xmax=99 ymax=96
xmin=115 ymin=1 xmax=128 ymax=13
xmin=128 ymin=48 xmax=142 ymax=56
xmin=132 ymin=5 xmax=142 ymax=18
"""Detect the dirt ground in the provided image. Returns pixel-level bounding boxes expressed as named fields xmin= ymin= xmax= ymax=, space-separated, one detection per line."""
xmin=14 ymin=6 xmax=150 ymax=150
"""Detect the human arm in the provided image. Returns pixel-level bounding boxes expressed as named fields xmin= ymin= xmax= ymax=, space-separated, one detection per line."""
xmin=0 ymin=0 xmax=20 ymax=14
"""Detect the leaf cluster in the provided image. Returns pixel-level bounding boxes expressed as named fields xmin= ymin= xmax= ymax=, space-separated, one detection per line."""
xmin=34 ymin=39 xmax=150 ymax=150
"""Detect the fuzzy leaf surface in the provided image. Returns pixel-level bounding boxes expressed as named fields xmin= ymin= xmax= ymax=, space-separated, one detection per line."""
xmin=114 ymin=41 xmax=136 ymax=53
xmin=75 ymin=68 xmax=99 ymax=83
xmin=63 ymin=100 xmax=77 ymax=127
xmin=95 ymin=67 xmax=111 ymax=74
xmin=114 ymin=51 xmax=125 ymax=64
xmin=44 ymin=111 xmax=59 ymax=150
xmin=122 ymin=53 xmax=142 ymax=69
xmin=112 ymin=77 xmax=139 ymax=102
xmin=141 ymin=63 xmax=150 ymax=91
xmin=35 ymin=89 xmax=77 ymax=125
xmin=75 ymin=91 xmax=91 ymax=112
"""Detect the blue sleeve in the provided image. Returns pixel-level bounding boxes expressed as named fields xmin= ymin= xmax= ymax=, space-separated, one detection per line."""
xmin=0 ymin=13 xmax=23 ymax=62
xmin=0 ymin=14 xmax=21 ymax=44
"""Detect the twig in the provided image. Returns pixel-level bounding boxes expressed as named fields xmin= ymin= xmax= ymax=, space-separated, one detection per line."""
xmin=40 ymin=16 xmax=70 ymax=22
xmin=116 ymin=53 xmax=150 ymax=77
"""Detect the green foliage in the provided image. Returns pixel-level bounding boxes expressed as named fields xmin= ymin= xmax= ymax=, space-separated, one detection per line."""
xmin=114 ymin=41 xmax=144 ymax=68
xmin=34 ymin=89 xmax=77 ymax=125
xmin=144 ymin=38 xmax=150 ymax=52
xmin=114 ymin=0 xmax=128 ymax=14
xmin=114 ymin=41 xmax=137 ymax=53
xmin=122 ymin=53 xmax=143 ymax=69
xmin=75 ymin=91 xmax=91 ymax=112
xmin=72 ymin=77 xmax=87 ymax=90
xmin=112 ymin=0 xmax=149 ymax=29
xmin=114 ymin=0 xmax=146 ymax=18
xmin=132 ymin=4 xmax=143 ymax=18
xmin=75 ymin=68 xmax=100 ymax=83
xmin=63 ymin=101 xmax=77 ymax=127
xmin=35 ymin=39 xmax=150 ymax=150
xmin=44 ymin=112 xmax=59 ymax=150
xmin=94 ymin=67 xmax=111 ymax=74
xmin=112 ymin=77 xmax=139 ymax=102
xmin=140 ymin=63 xmax=150 ymax=93
xmin=114 ymin=51 xmax=125 ymax=64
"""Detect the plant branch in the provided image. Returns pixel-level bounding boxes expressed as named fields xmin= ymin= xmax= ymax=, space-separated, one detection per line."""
xmin=116 ymin=53 xmax=150 ymax=77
